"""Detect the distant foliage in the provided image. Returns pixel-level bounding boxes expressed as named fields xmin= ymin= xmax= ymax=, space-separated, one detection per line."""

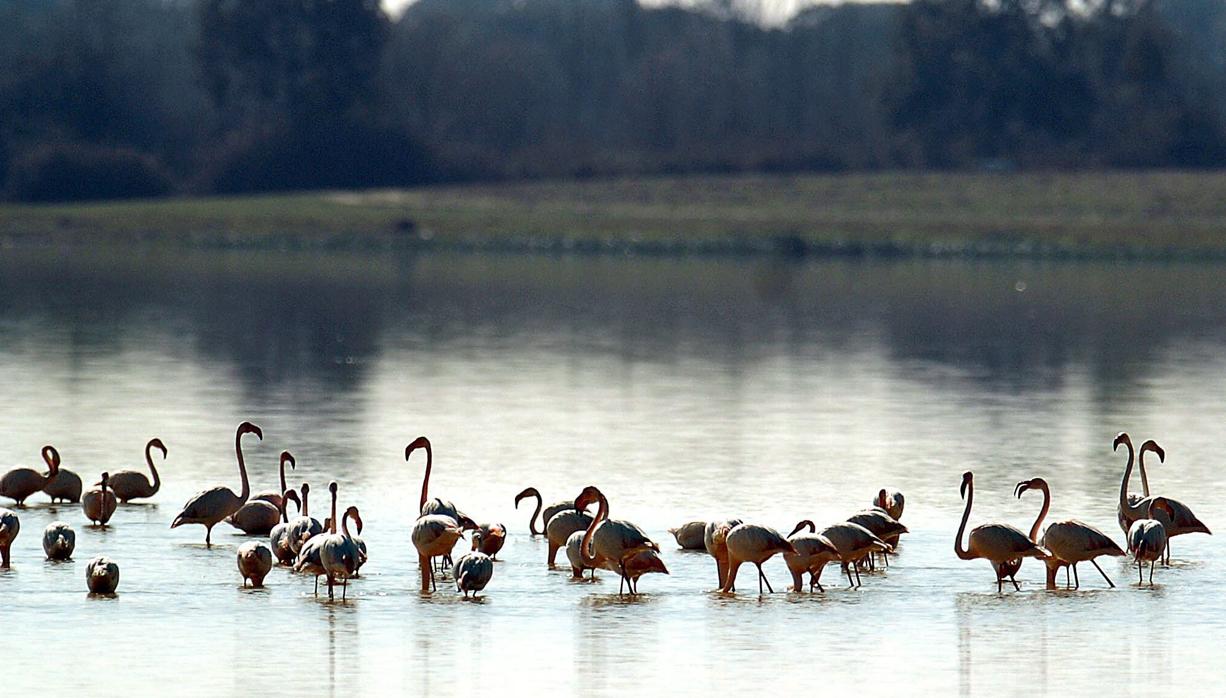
xmin=7 ymin=143 xmax=172 ymax=202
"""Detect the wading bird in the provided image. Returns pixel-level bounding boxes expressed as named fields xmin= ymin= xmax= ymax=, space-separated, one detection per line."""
xmin=545 ymin=506 xmax=593 ymax=567
xmin=408 ymin=436 xmax=475 ymax=570
xmin=455 ymin=551 xmax=494 ymax=598
xmin=42 ymin=446 xmax=82 ymax=504
xmin=1 ymin=446 xmax=59 ymax=506
xmin=1115 ymin=435 xmax=1210 ymax=564
xmin=170 ymin=421 xmax=262 ymax=546
xmin=783 ymin=520 xmax=840 ymax=592
xmin=252 ymin=451 xmax=295 ymax=510
xmin=818 ymin=521 xmax=892 ymax=587
xmin=104 ymin=438 xmax=167 ymax=503
xmin=1129 ymin=498 xmax=1174 ymax=586
xmin=515 ymin=487 xmax=586 ymax=536
xmin=668 ymin=521 xmax=707 ymax=550
xmin=872 ymin=489 xmax=905 ymax=525
xmin=565 ymin=529 xmax=596 ymax=579
xmin=86 ymin=556 xmax=119 ymax=594
xmin=1015 ymin=477 xmax=1125 ymax=589
xmin=704 ymin=518 xmax=743 ymax=590
xmin=238 ymin=541 xmax=273 ymax=588
xmin=0 ymin=508 xmax=18 ymax=568
xmin=286 ymin=483 xmax=323 ymax=556
xmin=573 ymin=486 xmax=662 ymax=595
xmin=472 ymin=523 xmax=506 ymax=559
xmin=954 ymin=471 xmax=1048 ymax=592
xmin=82 ymin=472 xmax=117 ymax=526
xmin=846 ymin=509 xmax=907 ymax=568
xmin=269 ymin=488 xmax=302 ymax=565
xmin=43 ymin=521 xmax=75 ymax=560
xmin=320 ymin=490 xmax=362 ymax=600
xmin=720 ymin=523 xmax=796 ymax=594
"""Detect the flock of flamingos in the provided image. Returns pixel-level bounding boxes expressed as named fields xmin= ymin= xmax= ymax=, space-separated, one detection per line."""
xmin=0 ymin=423 xmax=1212 ymax=598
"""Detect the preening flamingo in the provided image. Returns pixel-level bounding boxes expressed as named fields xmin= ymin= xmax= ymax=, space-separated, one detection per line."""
xmin=954 ymin=471 xmax=1048 ymax=591
xmin=1115 ymin=435 xmax=1210 ymax=564
xmin=320 ymin=490 xmax=362 ymax=600
xmin=1128 ymin=498 xmax=1174 ymax=586
xmin=455 ymin=552 xmax=494 ymax=598
xmin=228 ymin=499 xmax=280 ymax=536
xmin=269 ymin=488 xmax=302 ymax=565
xmin=43 ymin=521 xmax=75 ymax=561
xmin=1015 ymin=477 xmax=1125 ymax=589
xmin=818 ymin=522 xmax=892 ymax=587
xmin=42 ymin=446 xmax=82 ymax=504
xmin=0 ymin=508 xmax=18 ymax=568
xmin=86 ymin=556 xmax=119 ymax=594
xmin=514 ymin=487 xmax=586 ymax=536
xmin=104 ymin=438 xmax=166 ymax=503
xmin=286 ymin=483 xmax=323 ymax=555
xmin=237 ymin=541 xmax=273 ymax=588
xmin=170 ymin=421 xmax=262 ymax=546
xmin=1 ymin=446 xmax=58 ymax=506
xmin=668 ymin=521 xmax=707 ymax=550
xmin=872 ymin=489 xmax=905 ymax=525
xmin=704 ymin=518 xmax=743 ymax=590
xmin=347 ymin=506 xmax=368 ymax=576
xmin=472 ymin=523 xmax=507 ymax=559
xmin=783 ymin=520 xmax=839 ymax=592
xmin=253 ymin=451 xmax=295 ymax=510
xmin=81 ymin=472 xmax=117 ymax=526
xmin=574 ymin=486 xmax=662 ymax=595
xmin=719 ymin=523 xmax=796 ymax=594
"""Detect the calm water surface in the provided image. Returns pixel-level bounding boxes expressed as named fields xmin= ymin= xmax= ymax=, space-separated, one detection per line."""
xmin=1 ymin=249 xmax=1224 ymax=696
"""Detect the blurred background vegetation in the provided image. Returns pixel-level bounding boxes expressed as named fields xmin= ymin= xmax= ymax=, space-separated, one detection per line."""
xmin=1 ymin=0 xmax=1224 ymax=203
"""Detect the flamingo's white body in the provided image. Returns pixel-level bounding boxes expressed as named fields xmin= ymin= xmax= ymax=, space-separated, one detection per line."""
xmin=86 ymin=556 xmax=119 ymax=594
xmin=237 ymin=541 xmax=273 ymax=588
xmin=455 ymin=552 xmax=494 ymax=598
xmin=42 ymin=521 xmax=75 ymax=561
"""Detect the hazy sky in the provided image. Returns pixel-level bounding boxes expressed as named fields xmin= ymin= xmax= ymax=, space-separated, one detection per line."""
xmin=380 ymin=0 xmax=881 ymax=26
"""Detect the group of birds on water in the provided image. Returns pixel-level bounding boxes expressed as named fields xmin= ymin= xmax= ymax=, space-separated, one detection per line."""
xmin=0 ymin=423 xmax=1213 ymax=600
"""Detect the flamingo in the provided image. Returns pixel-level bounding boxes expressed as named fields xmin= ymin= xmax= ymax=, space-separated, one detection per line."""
xmin=514 ymin=487 xmax=586 ymax=536
xmin=565 ymin=530 xmax=596 ymax=579
xmin=286 ymin=483 xmax=324 ymax=556
xmin=170 ymin=421 xmax=262 ymax=546
xmin=320 ymin=488 xmax=362 ymax=600
xmin=345 ymin=506 xmax=368 ymax=576
xmin=269 ymin=488 xmax=303 ymax=565
xmin=783 ymin=520 xmax=840 ymax=592
xmin=668 ymin=521 xmax=707 ymax=550
xmin=42 ymin=446 xmax=82 ymax=504
xmin=252 ymin=451 xmax=295 ymax=510
xmin=296 ymin=483 xmax=350 ymax=599
xmin=846 ymin=509 xmax=908 ymax=569
xmin=471 ymin=523 xmax=507 ymax=559
xmin=872 ymin=489 xmax=905 ymax=523
xmin=0 ymin=508 xmax=18 ymax=568
xmin=86 ymin=556 xmax=119 ymax=594
xmin=412 ymin=515 xmax=465 ymax=592
xmin=43 ymin=521 xmax=75 ymax=561
xmin=720 ymin=523 xmax=796 ymax=594
xmin=818 ymin=521 xmax=892 ymax=587
xmin=1 ymin=446 xmax=58 ymax=506
xmin=620 ymin=549 xmax=669 ymax=593
xmin=1128 ymin=498 xmax=1173 ymax=586
xmin=455 ymin=552 xmax=495 ymax=598
xmin=573 ymin=486 xmax=662 ymax=595
xmin=545 ymin=507 xmax=593 ymax=567
xmin=237 ymin=541 xmax=273 ymax=588
xmin=1116 ymin=435 xmax=1210 ymax=564
xmin=704 ymin=518 xmax=743 ymax=590
xmin=81 ymin=472 xmax=117 ymax=526
xmin=955 ymin=471 xmax=1049 ymax=591
xmin=407 ymin=436 xmax=476 ymax=571
xmin=1014 ymin=477 xmax=1125 ymax=589
xmin=103 ymin=438 xmax=166 ymax=503
xmin=228 ymin=500 xmax=280 ymax=536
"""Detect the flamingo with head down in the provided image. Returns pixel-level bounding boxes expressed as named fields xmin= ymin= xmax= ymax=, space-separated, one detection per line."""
xmin=720 ymin=523 xmax=796 ymax=594
xmin=1 ymin=446 xmax=58 ymax=506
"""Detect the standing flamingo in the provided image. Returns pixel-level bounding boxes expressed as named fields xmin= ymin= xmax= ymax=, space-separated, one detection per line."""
xmin=237 ymin=541 xmax=273 ymax=588
xmin=954 ymin=471 xmax=1049 ymax=591
xmin=545 ymin=507 xmax=593 ymax=567
xmin=170 ymin=421 xmax=262 ymax=546
xmin=344 ymin=506 xmax=368 ymax=576
xmin=471 ymin=524 xmax=507 ymax=559
xmin=704 ymin=518 xmax=743 ymax=590
xmin=514 ymin=487 xmax=586 ymax=536
xmin=42 ymin=446 xmax=82 ymax=504
xmin=43 ymin=521 xmax=75 ymax=560
xmin=573 ymin=486 xmax=662 ymax=595
xmin=269 ymin=489 xmax=302 ymax=565
xmin=412 ymin=515 xmax=465 ymax=592
xmin=86 ymin=557 xmax=119 ymax=594
xmin=719 ymin=523 xmax=796 ymax=594
xmin=818 ymin=521 xmax=892 ymax=587
xmin=846 ymin=509 xmax=908 ymax=569
xmin=1 ymin=446 xmax=58 ymax=506
xmin=455 ymin=552 xmax=495 ymax=598
xmin=783 ymin=520 xmax=840 ymax=592
xmin=104 ymin=438 xmax=167 ymax=503
xmin=1118 ymin=431 xmax=1211 ymax=564
xmin=253 ymin=451 xmax=295 ymax=509
xmin=565 ymin=529 xmax=596 ymax=579
xmin=320 ymin=487 xmax=362 ymax=600
xmin=286 ymin=483 xmax=324 ymax=555
xmin=228 ymin=499 xmax=280 ymax=536
xmin=0 ymin=508 xmax=18 ymax=568
xmin=668 ymin=521 xmax=707 ymax=550
xmin=82 ymin=472 xmax=117 ymax=526
xmin=1015 ymin=477 xmax=1125 ymax=589
xmin=872 ymin=489 xmax=905 ymax=522
xmin=1129 ymin=498 xmax=1173 ymax=586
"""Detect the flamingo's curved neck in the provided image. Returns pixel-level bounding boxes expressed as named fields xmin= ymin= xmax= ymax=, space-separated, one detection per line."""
xmin=525 ymin=490 xmax=543 ymax=535
xmin=43 ymin=447 xmax=59 ymax=477
xmin=146 ymin=441 xmax=162 ymax=494
xmin=235 ymin=430 xmax=250 ymax=505
xmin=1029 ymin=483 xmax=1051 ymax=543
xmin=578 ymin=492 xmax=609 ymax=567
xmin=418 ymin=442 xmax=433 ymax=514
xmin=342 ymin=508 xmax=359 ymax=538
xmin=1119 ymin=439 xmax=1144 ymax=520
xmin=1138 ymin=447 xmax=1153 ymax=498
xmin=278 ymin=458 xmax=289 ymax=502
xmin=955 ymin=480 xmax=975 ymax=560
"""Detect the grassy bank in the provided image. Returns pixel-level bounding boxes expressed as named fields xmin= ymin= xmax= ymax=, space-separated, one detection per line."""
xmin=3 ymin=171 xmax=1226 ymax=258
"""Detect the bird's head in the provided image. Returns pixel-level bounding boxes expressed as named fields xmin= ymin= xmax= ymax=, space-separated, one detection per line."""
xmin=575 ymin=486 xmax=603 ymax=512
xmin=149 ymin=438 xmax=168 ymax=459
xmin=960 ymin=471 xmax=973 ymax=499
xmin=788 ymin=520 xmax=815 ymax=537
xmin=1140 ymin=440 xmax=1165 ymax=463
xmin=1113 ymin=432 xmax=1131 ymax=452
xmin=238 ymin=421 xmax=263 ymax=440
xmin=281 ymin=451 xmax=296 ymax=470
xmin=513 ymin=487 xmax=539 ymax=508
xmin=405 ymin=436 xmax=431 ymax=461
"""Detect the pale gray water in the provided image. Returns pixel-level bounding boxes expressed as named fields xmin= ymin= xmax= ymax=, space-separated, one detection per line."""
xmin=1 ymin=249 xmax=1223 ymax=696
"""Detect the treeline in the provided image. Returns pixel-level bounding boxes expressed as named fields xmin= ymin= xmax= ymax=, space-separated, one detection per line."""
xmin=1 ymin=0 xmax=1224 ymax=202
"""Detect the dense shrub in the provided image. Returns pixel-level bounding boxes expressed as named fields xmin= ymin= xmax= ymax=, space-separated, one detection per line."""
xmin=6 ymin=143 xmax=173 ymax=202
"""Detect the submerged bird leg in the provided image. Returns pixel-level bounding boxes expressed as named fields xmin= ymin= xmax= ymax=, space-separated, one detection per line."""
xmin=1149 ymin=560 xmax=1155 ymax=586
xmin=853 ymin=563 xmax=862 ymax=588
xmin=1072 ymin=564 xmax=1080 ymax=589
xmin=843 ymin=563 xmax=855 ymax=588
xmin=757 ymin=564 xmax=774 ymax=594
xmin=1090 ymin=559 xmax=1115 ymax=588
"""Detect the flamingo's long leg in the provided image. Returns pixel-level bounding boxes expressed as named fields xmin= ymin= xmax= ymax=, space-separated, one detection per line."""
xmin=1089 ymin=559 xmax=1115 ymax=587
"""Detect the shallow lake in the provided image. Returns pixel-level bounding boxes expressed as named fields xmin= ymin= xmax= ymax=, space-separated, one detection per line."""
xmin=1 ymin=249 xmax=1223 ymax=696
